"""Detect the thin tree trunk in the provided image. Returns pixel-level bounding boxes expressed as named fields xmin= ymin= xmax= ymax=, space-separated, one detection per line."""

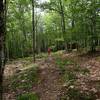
xmin=59 ymin=0 xmax=67 ymax=51
xmin=32 ymin=0 xmax=35 ymax=62
xmin=59 ymin=0 xmax=66 ymax=37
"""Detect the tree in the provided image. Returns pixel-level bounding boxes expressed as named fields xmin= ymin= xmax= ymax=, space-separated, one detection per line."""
xmin=4 ymin=0 xmax=100 ymax=62
xmin=32 ymin=0 xmax=35 ymax=62
xmin=38 ymin=0 xmax=66 ymax=39
xmin=0 ymin=0 xmax=6 ymax=99
xmin=6 ymin=0 xmax=33 ymax=58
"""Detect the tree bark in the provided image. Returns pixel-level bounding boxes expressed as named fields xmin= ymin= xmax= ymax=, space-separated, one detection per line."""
xmin=0 ymin=0 xmax=6 ymax=100
xmin=59 ymin=0 xmax=68 ymax=51
xmin=32 ymin=0 xmax=35 ymax=62
xmin=59 ymin=0 xmax=66 ymax=37
xmin=90 ymin=2 xmax=96 ymax=52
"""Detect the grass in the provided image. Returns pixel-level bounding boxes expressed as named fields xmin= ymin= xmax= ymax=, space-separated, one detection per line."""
xmin=55 ymin=57 xmax=89 ymax=79
xmin=36 ymin=53 xmax=48 ymax=59
xmin=17 ymin=93 xmax=39 ymax=100
xmin=55 ymin=57 xmax=74 ymax=66
xmin=55 ymin=57 xmax=93 ymax=100
xmin=55 ymin=57 xmax=77 ymax=86
xmin=63 ymin=71 xmax=76 ymax=83
xmin=11 ymin=65 xmax=38 ymax=91
xmin=55 ymin=57 xmax=74 ymax=73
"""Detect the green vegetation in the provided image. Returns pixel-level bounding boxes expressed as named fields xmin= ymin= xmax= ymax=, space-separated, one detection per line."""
xmin=55 ymin=57 xmax=76 ymax=82
xmin=96 ymin=56 xmax=100 ymax=61
xmin=5 ymin=0 xmax=100 ymax=59
xmin=55 ymin=57 xmax=90 ymax=79
xmin=0 ymin=0 xmax=100 ymax=100
xmin=55 ymin=57 xmax=93 ymax=100
xmin=17 ymin=93 xmax=39 ymax=100
xmin=60 ymin=88 xmax=96 ymax=100
xmin=11 ymin=66 xmax=38 ymax=90
xmin=56 ymin=57 xmax=74 ymax=72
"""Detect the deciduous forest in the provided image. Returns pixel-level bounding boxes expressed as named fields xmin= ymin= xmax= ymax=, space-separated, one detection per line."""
xmin=0 ymin=0 xmax=100 ymax=100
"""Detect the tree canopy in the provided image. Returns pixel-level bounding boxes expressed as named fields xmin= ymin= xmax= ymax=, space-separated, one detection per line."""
xmin=5 ymin=0 xmax=100 ymax=59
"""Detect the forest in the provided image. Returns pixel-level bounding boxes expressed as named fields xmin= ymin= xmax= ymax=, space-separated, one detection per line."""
xmin=0 ymin=0 xmax=100 ymax=100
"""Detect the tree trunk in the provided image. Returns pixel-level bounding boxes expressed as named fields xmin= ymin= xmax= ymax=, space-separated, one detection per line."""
xmin=32 ymin=0 xmax=35 ymax=62
xmin=0 ymin=0 xmax=6 ymax=100
xmin=59 ymin=0 xmax=67 ymax=51
xmin=59 ymin=0 xmax=66 ymax=37
xmin=90 ymin=1 xmax=96 ymax=52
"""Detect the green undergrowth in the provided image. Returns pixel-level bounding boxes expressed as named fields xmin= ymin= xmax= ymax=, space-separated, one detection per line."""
xmin=55 ymin=57 xmax=89 ymax=82
xmin=17 ymin=93 xmax=39 ymax=100
xmin=8 ymin=53 xmax=48 ymax=64
xmin=36 ymin=53 xmax=48 ymax=59
xmin=60 ymin=87 xmax=96 ymax=100
xmin=55 ymin=57 xmax=76 ymax=82
xmin=55 ymin=57 xmax=92 ymax=100
xmin=95 ymin=56 xmax=100 ymax=61
xmin=10 ymin=65 xmax=38 ymax=91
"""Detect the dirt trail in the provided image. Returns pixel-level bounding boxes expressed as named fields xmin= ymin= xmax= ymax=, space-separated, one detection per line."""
xmin=3 ymin=56 xmax=64 ymax=100
xmin=33 ymin=57 xmax=63 ymax=100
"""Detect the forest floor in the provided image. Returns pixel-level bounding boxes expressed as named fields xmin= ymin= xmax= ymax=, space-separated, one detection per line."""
xmin=3 ymin=51 xmax=100 ymax=100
